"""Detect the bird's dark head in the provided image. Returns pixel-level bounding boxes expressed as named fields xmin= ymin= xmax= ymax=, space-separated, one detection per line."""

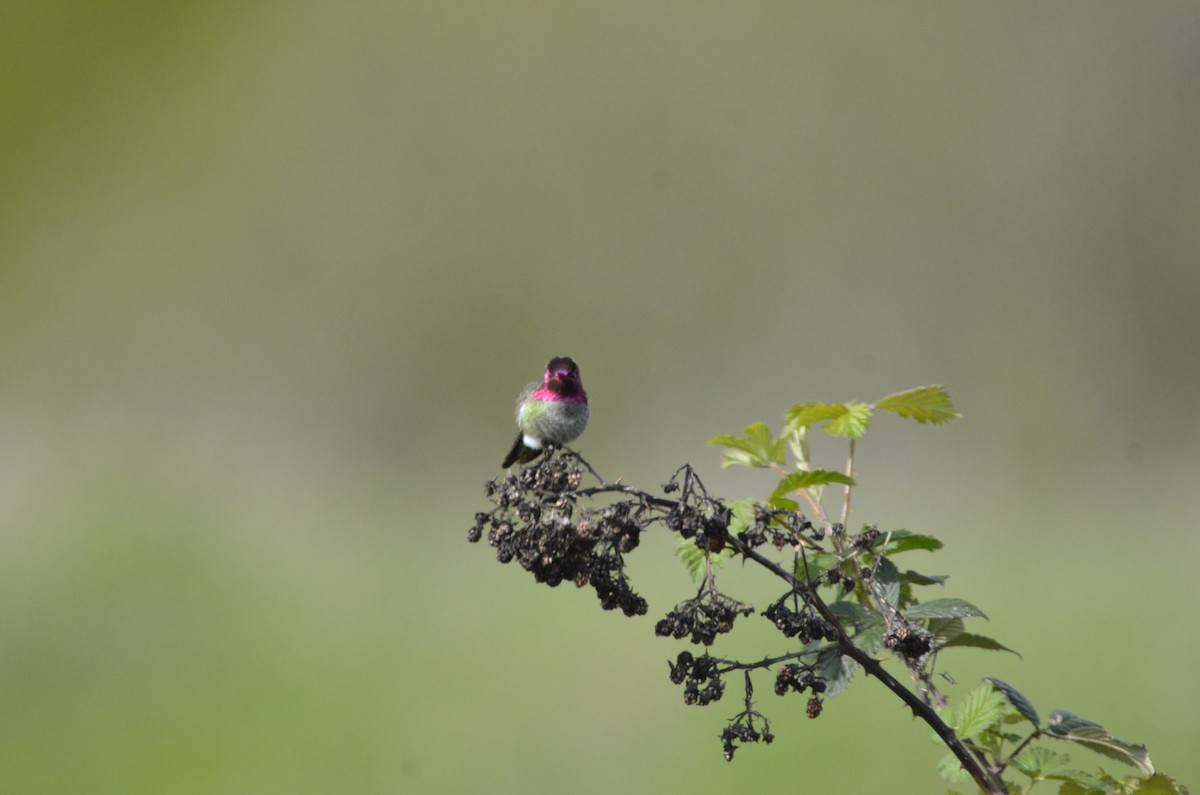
xmin=543 ymin=356 xmax=585 ymax=399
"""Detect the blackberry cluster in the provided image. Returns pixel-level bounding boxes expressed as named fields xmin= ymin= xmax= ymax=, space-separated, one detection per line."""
xmin=667 ymin=651 xmax=725 ymax=706
xmin=825 ymin=567 xmax=856 ymax=594
xmin=665 ymin=501 xmax=731 ymax=552
xmin=470 ymin=457 xmax=648 ymax=616
xmin=884 ymin=619 xmax=934 ymax=663
xmin=737 ymin=505 xmax=816 ymax=549
xmin=773 ymin=663 xmax=827 ymax=697
xmin=852 ymin=524 xmax=883 ymax=550
xmin=762 ymin=599 xmax=836 ymax=643
xmin=720 ymin=713 xmax=774 ymax=762
xmin=656 ymin=592 xmax=754 ymax=646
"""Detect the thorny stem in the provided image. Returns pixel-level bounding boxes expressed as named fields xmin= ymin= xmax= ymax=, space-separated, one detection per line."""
xmin=714 ymin=646 xmax=840 ymax=676
xmin=529 ymin=451 xmax=1008 ymax=794
xmin=728 ymin=535 xmax=1007 ymax=794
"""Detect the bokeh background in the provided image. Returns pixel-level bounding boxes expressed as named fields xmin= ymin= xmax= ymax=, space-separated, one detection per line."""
xmin=3 ymin=2 xmax=1198 ymax=793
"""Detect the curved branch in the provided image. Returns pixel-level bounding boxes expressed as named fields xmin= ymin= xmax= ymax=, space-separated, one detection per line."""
xmin=728 ymin=535 xmax=1008 ymax=795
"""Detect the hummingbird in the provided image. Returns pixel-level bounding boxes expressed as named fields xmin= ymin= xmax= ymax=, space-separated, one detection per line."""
xmin=501 ymin=356 xmax=589 ymax=468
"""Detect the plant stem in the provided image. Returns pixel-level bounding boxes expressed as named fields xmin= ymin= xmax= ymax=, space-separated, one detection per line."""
xmin=729 ymin=534 xmax=1009 ymax=795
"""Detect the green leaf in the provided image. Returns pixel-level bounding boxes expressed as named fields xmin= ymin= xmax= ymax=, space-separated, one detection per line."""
xmin=784 ymin=401 xmax=849 ymax=433
xmin=935 ymin=752 xmax=974 ymax=784
xmin=814 ymin=648 xmax=857 ymax=697
xmin=766 ymin=494 xmax=800 ymax=512
xmin=1126 ymin=773 xmax=1191 ymax=794
xmin=951 ymin=684 xmax=1008 ymax=740
xmin=874 ymin=385 xmax=962 ymax=424
xmin=743 ymin=421 xmax=785 ymax=465
xmin=1046 ymin=709 xmax=1155 ymax=776
xmin=802 ymin=550 xmax=840 ymax=575
xmin=901 ymin=569 xmax=949 ymax=587
xmin=853 ymin=621 xmax=886 ymax=656
xmin=717 ymin=448 xmax=758 ymax=469
xmin=1011 ymin=746 xmax=1067 ymax=778
xmin=1045 ymin=709 xmax=1102 ymax=735
xmin=983 ymin=678 xmax=1040 ymax=725
xmin=707 ymin=433 xmax=754 ymax=452
xmin=876 ymin=556 xmax=900 ymax=609
xmin=823 ymin=401 xmax=873 ymax=439
xmin=898 ymin=566 xmax=947 ymax=608
xmin=883 ymin=530 xmax=945 ymax=554
xmin=675 ymin=536 xmax=734 ymax=583
xmin=787 ymin=428 xmax=809 ymax=469
xmin=770 ymin=468 xmax=856 ymax=503
xmin=940 ymin=633 xmax=1021 ymax=657
xmin=708 ymin=424 xmax=785 ymax=468
xmin=904 ymin=598 xmax=988 ymax=620
xmin=826 ymin=599 xmax=870 ymax=627
xmin=1050 ymin=769 xmax=1119 ymax=794
xmin=726 ymin=498 xmax=757 ymax=536
xmin=927 ymin=617 xmax=965 ymax=646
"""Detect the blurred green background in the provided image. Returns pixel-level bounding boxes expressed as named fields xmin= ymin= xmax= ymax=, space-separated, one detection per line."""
xmin=2 ymin=2 xmax=1197 ymax=792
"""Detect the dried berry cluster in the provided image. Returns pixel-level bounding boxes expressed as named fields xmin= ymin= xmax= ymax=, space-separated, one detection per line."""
xmin=471 ymin=454 xmax=953 ymax=765
xmin=665 ymin=500 xmax=732 ymax=552
xmin=720 ymin=713 xmax=774 ymax=762
xmin=668 ymin=651 xmax=725 ymax=706
xmin=763 ymin=598 xmax=837 ymax=644
xmin=884 ymin=619 xmax=934 ymax=663
xmin=655 ymin=592 xmax=754 ymax=646
xmin=470 ymin=456 xmax=647 ymax=616
xmin=738 ymin=505 xmax=820 ymax=549
xmin=774 ymin=663 xmax=827 ymax=696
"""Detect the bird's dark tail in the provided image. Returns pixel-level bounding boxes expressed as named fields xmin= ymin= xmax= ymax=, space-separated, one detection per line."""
xmin=502 ymin=434 xmax=544 ymax=468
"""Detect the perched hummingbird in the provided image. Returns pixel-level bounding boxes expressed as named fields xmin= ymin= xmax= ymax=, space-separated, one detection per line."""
xmin=501 ymin=356 xmax=589 ymax=468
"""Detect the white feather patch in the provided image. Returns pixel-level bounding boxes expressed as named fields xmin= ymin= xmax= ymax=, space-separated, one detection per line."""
xmin=522 ymin=434 xmax=543 ymax=450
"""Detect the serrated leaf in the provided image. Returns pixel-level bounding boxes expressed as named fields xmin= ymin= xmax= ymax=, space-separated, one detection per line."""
xmin=784 ymin=401 xmax=849 ymax=433
xmin=1046 ymin=710 xmax=1155 ymax=775
xmin=826 ymin=599 xmax=869 ymax=627
xmin=952 ymin=684 xmax=1008 ymax=740
xmin=813 ymin=648 xmax=857 ymax=697
xmin=940 ymin=633 xmax=1021 ymax=657
xmin=675 ymin=536 xmax=734 ymax=583
xmin=1048 ymin=769 xmax=1119 ymax=793
xmin=767 ymin=494 xmax=800 ymax=512
xmin=1046 ymin=709 xmax=1103 ymax=736
xmin=936 ymin=752 xmax=974 ymax=784
xmin=1012 ymin=746 xmax=1067 ymax=778
xmin=899 ymin=570 xmax=945 ymax=608
xmin=983 ymin=678 xmax=1040 ymax=725
xmin=904 ymin=597 xmax=988 ymax=620
xmin=707 ymin=433 xmax=752 ymax=451
xmin=853 ymin=621 xmax=886 ymax=655
xmin=874 ymin=385 xmax=962 ymax=425
xmin=883 ymin=530 xmax=945 ymax=554
xmin=726 ymin=498 xmax=757 ymax=536
xmin=803 ymin=550 xmax=840 ymax=574
xmin=708 ymin=427 xmax=779 ymax=469
xmin=717 ymin=448 xmax=758 ymax=469
xmin=787 ymin=429 xmax=809 ymax=469
xmin=743 ymin=421 xmax=784 ymax=465
xmin=876 ymin=556 xmax=901 ymax=609
xmin=770 ymin=468 xmax=856 ymax=504
xmin=1128 ymin=773 xmax=1191 ymax=794
xmin=927 ymin=617 xmax=965 ymax=645
xmin=902 ymin=569 xmax=949 ymax=586
xmin=824 ymin=401 xmax=873 ymax=440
